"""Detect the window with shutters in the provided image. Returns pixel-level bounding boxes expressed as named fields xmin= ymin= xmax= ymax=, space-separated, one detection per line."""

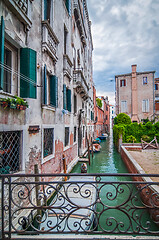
xmin=121 ymin=100 xmax=127 ymax=113
xmin=74 ymin=94 xmax=77 ymax=114
xmin=142 ymin=99 xmax=149 ymax=112
xmin=120 ymin=79 xmax=126 ymax=87
xmin=43 ymin=65 xmax=58 ymax=108
xmin=0 ymin=17 xmax=19 ymax=95
xmin=74 ymin=126 xmax=76 ymax=142
xmin=3 ymin=42 xmax=18 ymax=95
xmin=44 ymin=0 xmax=51 ymax=23
xmin=20 ymin=48 xmax=37 ymax=99
xmin=64 ymin=0 xmax=71 ymax=16
xmin=64 ymin=26 xmax=68 ymax=54
xmin=43 ymin=128 xmax=54 ymax=158
xmin=65 ymin=127 xmax=69 ymax=147
xmin=63 ymin=84 xmax=71 ymax=112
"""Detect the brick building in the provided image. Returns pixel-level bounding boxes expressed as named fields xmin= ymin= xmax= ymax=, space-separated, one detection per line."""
xmin=93 ymin=87 xmax=110 ymax=138
xmin=115 ymin=65 xmax=155 ymax=122
xmin=0 ymin=0 xmax=94 ymax=175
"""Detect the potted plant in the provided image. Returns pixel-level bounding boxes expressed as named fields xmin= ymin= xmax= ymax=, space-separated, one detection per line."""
xmin=15 ymin=96 xmax=28 ymax=110
xmin=2 ymin=98 xmax=10 ymax=109
xmin=10 ymin=98 xmax=17 ymax=109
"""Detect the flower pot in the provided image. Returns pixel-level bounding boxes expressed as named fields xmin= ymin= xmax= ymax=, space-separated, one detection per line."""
xmin=3 ymin=102 xmax=8 ymax=109
xmin=16 ymin=104 xmax=21 ymax=110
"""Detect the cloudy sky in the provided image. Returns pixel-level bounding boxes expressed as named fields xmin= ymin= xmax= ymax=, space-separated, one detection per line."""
xmin=87 ymin=0 xmax=159 ymax=104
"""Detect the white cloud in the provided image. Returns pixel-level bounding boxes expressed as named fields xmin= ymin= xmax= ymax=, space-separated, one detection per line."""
xmin=87 ymin=0 xmax=159 ymax=103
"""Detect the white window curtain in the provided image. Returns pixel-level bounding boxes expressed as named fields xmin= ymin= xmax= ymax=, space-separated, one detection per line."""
xmin=121 ymin=101 xmax=127 ymax=113
xmin=142 ymin=99 xmax=149 ymax=112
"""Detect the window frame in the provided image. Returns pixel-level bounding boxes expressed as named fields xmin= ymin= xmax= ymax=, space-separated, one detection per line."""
xmin=142 ymin=99 xmax=149 ymax=113
xmin=74 ymin=126 xmax=77 ymax=143
xmin=143 ymin=77 xmax=148 ymax=85
xmin=0 ymin=130 xmax=22 ymax=174
xmin=42 ymin=127 xmax=55 ymax=163
xmin=65 ymin=127 xmax=70 ymax=147
xmin=2 ymin=41 xmax=18 ymax=96
xmin=121 ymin=100 xmax=127 ymax=113
xmin=120 ymin=79 xmax=126 ymax=87
xmin=155 ymin=84 xmax=158 ymax=90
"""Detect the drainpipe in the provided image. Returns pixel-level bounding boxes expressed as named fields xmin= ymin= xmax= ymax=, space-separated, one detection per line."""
xmin=153 ymin=72 xmax=155 ymax=120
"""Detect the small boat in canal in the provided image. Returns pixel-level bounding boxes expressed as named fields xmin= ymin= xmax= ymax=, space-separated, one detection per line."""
xmin=98 ymin=133 xmax=108 ymax=140
xmin=40 ymin=176 xmax=96 ymax=232
xmin=90 ymin=143 xmax=101 ymax=153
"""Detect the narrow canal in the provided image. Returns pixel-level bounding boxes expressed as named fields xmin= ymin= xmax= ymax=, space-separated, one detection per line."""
xmin=72 ymin=134 xmax=159 ymax=234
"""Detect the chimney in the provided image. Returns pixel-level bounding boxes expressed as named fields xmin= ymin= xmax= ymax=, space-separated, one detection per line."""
xmin=131 ymin=64 xmax=139 ymax=122
xmin=132 ymin=64 xmax=137 ymax=73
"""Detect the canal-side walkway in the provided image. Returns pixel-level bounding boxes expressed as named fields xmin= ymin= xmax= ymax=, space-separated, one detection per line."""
xmin=128 ymin=150 xmax=159 ymax=182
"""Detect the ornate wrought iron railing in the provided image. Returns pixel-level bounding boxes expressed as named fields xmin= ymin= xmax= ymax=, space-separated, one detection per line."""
xmin=1 ymin=173 xmax=159 ymax=239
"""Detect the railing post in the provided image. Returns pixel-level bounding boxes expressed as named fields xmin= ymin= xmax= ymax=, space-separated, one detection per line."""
xmin=34 ymin=165 xmax=41 ymax=217
xmin=63 ymin=154 xmax=67 ymax=181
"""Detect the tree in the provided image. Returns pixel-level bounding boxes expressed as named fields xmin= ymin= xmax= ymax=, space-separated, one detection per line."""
xmin=96 ymin=98 xmax=102 ymax=108
xmin=116 ymin=113 xmax=131 ymax=125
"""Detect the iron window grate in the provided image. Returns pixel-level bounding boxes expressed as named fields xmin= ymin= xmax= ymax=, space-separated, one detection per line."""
xmin=0 ymin=131 xmax=21 ymax=173
xmin=43 ymin=128 xmax=54 ymax=158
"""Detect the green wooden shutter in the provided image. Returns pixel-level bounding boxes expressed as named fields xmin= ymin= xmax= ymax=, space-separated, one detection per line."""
xmin=68 ymin=0 xmax=71 ymax=16
xmin=63 ymin=84 xmax=66 ymax=110
xmin=65 ymin=0 xmax=71 ymax=16
xmin=67 ymin=88 xmax=71 ymax=112
xmin=20 ymin=48 xmax=37 ymax=98
xmin=55 ymin=76 xmax=58 ymax=107
xmin=50 ymin=75 xmax=56 ymax=107
xmin=43 ymin=64 xmax=47 ymax=104
xmin=0 ymin=16 xmax=5 ymax=90
xmin=44 ymin=0 xmax=47 ymax=20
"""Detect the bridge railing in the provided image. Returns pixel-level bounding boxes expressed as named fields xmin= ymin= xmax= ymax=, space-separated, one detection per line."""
xmin=1 ymin=173 xmax=159 ymax=239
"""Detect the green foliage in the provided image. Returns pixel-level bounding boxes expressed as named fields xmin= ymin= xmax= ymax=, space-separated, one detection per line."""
xmin=154 ymin=122 xmax=159 ymax=130
xmin=113 ymin=116 xmax=118 ymax=125
xmin=96 ymin=98 xmax=102 ymax=108
xmin=113 ymin=118 xmax=159 ymax=145
xmin=126 ymin=135 xmax=137 ymax=143
xmin=155 ymin=133 xmax=159 ymax=142
xmin=113 ymin=124 xmax=125 ymax=145
xmin=116 ymin=113 xmax=131 ymax=125
xmin=141 ymin=118 xmax=149 ymax=124
xmin=141 ymin=135 xmax=150 ymax=142
xmin=145 ymin=121 xmax=153 ymax=129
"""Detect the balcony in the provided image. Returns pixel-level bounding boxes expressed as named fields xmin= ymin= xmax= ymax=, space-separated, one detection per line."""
xmin=4 ymin=0 xmax=32 ymax=29
xmin=1 ymin=173 xmax=159 ymax=239
xmin=73 ymin=68 xmax=89 ymax=100
xmin=73 ymin=0 xmax=86 ymax=46
xmin=63 ymin=54 xmax=73 ymax=79
xmin=42 ymin=21 xmax=59 ymax=63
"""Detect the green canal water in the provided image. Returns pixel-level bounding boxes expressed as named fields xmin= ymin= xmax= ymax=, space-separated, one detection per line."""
xmin=71 ymin=135 xmax=159 ymax=234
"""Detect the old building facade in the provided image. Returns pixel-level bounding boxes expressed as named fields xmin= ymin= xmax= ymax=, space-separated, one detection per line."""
xmin=93 ymin=87 xmax=110 ymax=138
xmin=115 ymin=65 xmax=155 ymax=122
xmin=0 ymin=0 xmax=94 ymax=175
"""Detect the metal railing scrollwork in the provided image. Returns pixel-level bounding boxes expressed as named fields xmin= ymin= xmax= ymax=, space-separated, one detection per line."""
xmin=1 ymin=173 xmax=159 ymax=239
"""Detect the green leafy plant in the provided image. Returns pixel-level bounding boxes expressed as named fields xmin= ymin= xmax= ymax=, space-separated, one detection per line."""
xmin=126 ymin=135 xmax=137 ymax=143
xmin=141 ymin=135 xmax=150 ymax=142
xmin=116 ymin=113 xmax=131 ymax=125
xmin=96 ymin=98 xmax=102 ymax=108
